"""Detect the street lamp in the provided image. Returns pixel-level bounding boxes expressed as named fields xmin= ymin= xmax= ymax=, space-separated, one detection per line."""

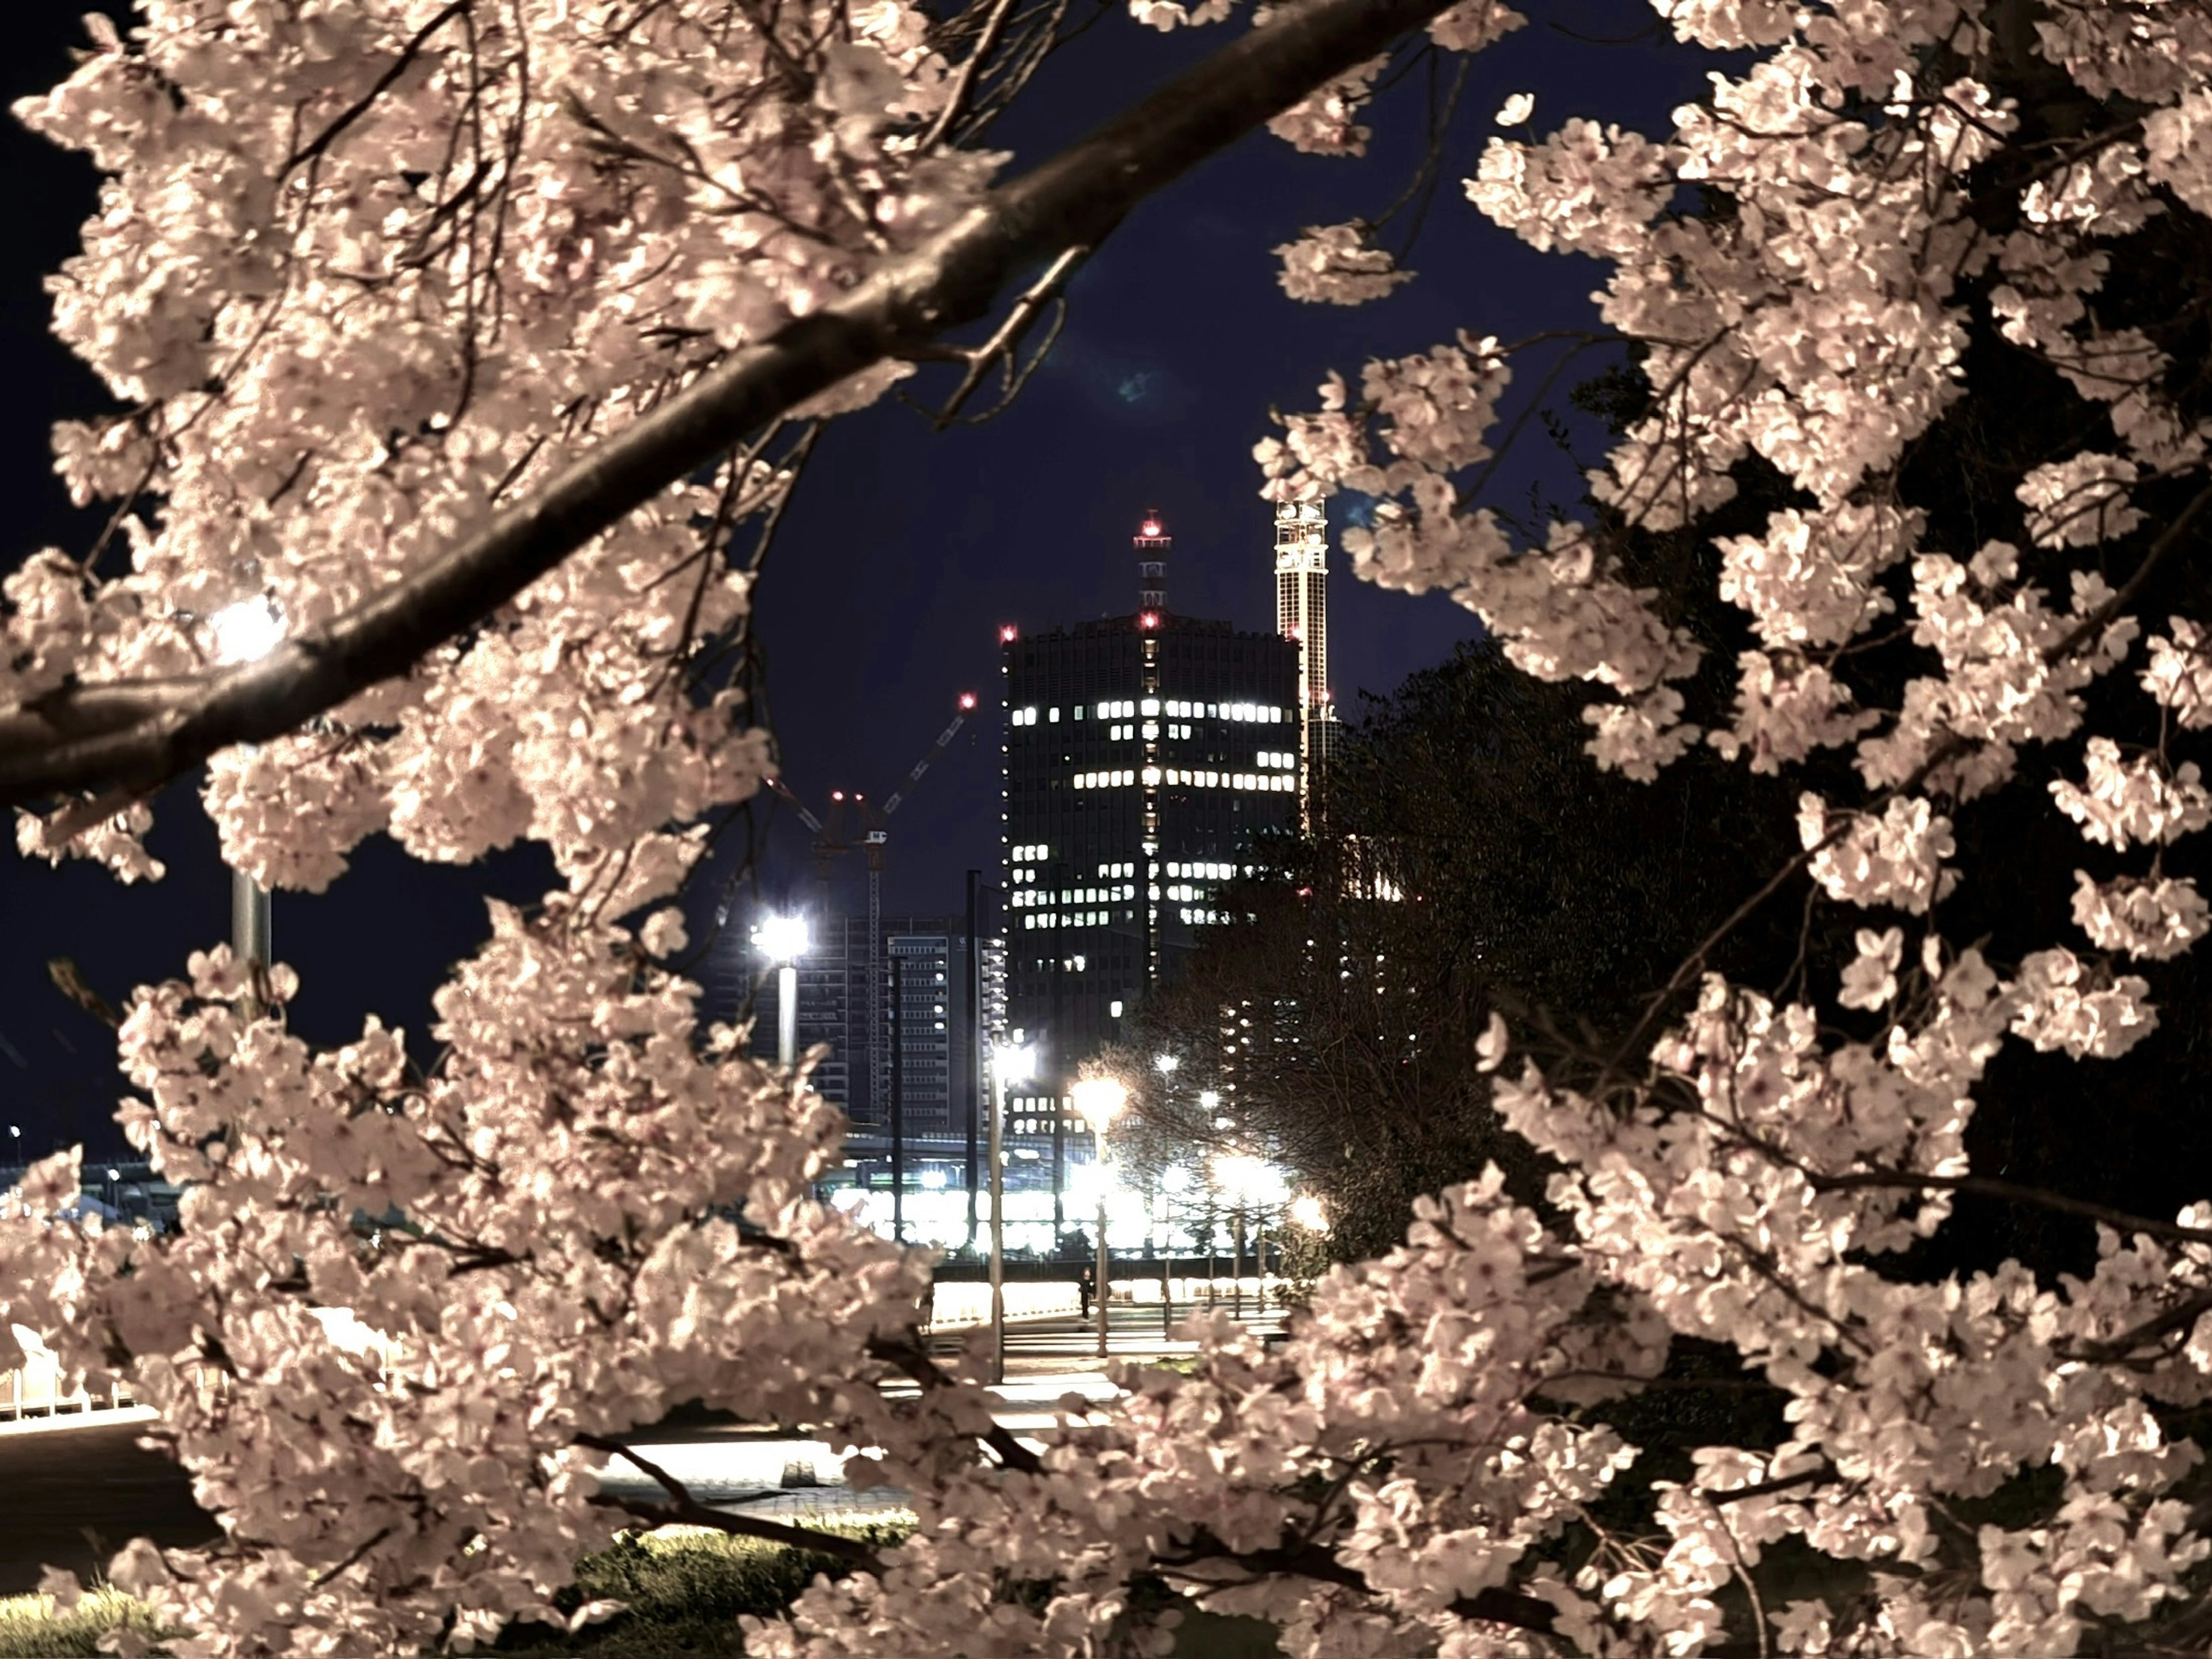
xmin=1071 ymin=1076 xmax=1128 ymax=1358
xmin=1155 ymin=1052 xmax=1179 ymax=1075
xmin=988 ymin=1042 xmax=1033 ymax=1385
xmin=208 ymin=598 xmax=284 ymax=1009
xmin=752 ymin=914 xmax=809 ymax=1069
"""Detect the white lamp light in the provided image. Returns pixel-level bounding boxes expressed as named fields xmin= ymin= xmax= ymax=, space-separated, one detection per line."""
xmin=208 ymin=597 xmax=286 ymax=666
xmin=752 ymin=915 xmax=809 ymax=1069
xmin=1071 ymin=1076 xmax=1128 ymax=1134
xmin=753 ymin=914 xmax=809 ymax=964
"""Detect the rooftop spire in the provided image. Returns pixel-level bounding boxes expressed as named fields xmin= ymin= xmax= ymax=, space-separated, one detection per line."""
xmin=1134 ymin=510 xmax=1168 ymax=613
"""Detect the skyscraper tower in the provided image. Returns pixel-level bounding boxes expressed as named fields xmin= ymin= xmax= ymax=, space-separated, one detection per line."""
xmin=1274 ymin=501 xmax=1337 ymax=821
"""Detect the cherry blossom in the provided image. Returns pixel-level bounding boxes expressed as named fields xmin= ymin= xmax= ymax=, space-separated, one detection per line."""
xmin=1273 ymin=223 xmax=1416 ymax=305
xmin=13 ymin=0 xmax=2212 ymax=1654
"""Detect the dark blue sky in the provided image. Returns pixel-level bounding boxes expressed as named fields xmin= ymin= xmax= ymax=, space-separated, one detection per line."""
xmin=0 ymin=1 xmax=1726 ymax=1152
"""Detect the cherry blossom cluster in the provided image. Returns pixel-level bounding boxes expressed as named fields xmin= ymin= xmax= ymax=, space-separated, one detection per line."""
xmin=0 ymin=927 xmax=982 ymax=1656
xmin=15 ymin=0 xmax=2212 ymax=1654
xmin=8 ymin=0 xmax=1001 ymax=893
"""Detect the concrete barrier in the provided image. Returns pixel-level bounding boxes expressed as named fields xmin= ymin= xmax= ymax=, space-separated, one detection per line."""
xmin=925 ymin=1281 xmax=1081 ymax=1330
xmin=1109 ymin=1277 xmax=1277 ymax=1305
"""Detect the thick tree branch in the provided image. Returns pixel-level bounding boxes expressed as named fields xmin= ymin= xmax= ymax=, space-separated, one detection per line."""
xmin=0 ymin=0 xmax=1463 ymax=812
xmin=866 ymin=1331 xmax=1046 ymax=1476
xmin=576 ymin=1432 xmax=881 ymax=1566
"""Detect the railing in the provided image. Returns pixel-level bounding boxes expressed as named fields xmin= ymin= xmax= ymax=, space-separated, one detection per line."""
xmin=0 ymin=1334 xmax=131 ymax=1423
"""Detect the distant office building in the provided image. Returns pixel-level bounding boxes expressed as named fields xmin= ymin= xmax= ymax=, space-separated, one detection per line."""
xmin=734 ymin=911 xmax=978 ymax=1143
xmin=999 ymin=512 xmax=1301 ymax=1094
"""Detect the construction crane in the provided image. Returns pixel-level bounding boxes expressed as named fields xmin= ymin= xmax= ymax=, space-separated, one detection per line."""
xmin=764 ymin=691 xmax=979 ymax=1121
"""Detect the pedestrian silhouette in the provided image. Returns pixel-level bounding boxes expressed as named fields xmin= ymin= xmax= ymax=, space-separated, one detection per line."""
xmin=1078 ymin=1264 xmax=1094 ymax=1320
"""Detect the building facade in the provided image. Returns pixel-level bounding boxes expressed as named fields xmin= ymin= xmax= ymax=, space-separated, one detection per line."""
xmin=999 ymin=514 xmax=1302 ymax=1099
xmin=736 ymin=911 xmax=980 ymax=1145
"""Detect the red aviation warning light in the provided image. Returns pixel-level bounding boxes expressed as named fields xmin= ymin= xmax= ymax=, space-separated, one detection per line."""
xmin=1139 ymin=611 xmax=1160 ymax=630
xmin=958 ymin=691 xmax=978 ymax=710
xmin=1139 ymin=517 xmax=1161 ymax=538
xmin=999 ymin=624 xmax=1018 ymax=643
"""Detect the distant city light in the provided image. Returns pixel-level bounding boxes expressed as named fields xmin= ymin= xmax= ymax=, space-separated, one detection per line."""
xmin=1156 ymin=1053 xmax=1179 ymax=1075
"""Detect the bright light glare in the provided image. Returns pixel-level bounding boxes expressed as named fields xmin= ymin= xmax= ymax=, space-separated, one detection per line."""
xmin=753 ymin=914 xmax=809 ymax=963
xmin=1214 ymin=1154 xmax=1286 ymax=1207
xmin=1156 ymin=1052 xmax=1180 ymax=1074
xmin=997 ymin=1043 xmax=1035 ymax=1084
xmin=209 ymin=597 xmax=285 ymax=665
xmin=1199 ymin=1089 xmax=1220 ymax=1110
xmin=1289 ymin=1194 xmax=1329 ymax=1232
xmin=1071 ymin=1076 xmax=1128 ymax=1132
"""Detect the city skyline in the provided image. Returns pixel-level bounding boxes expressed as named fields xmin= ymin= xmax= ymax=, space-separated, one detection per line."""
xmin=0 ymin=1 xmax=1726 ymax=1154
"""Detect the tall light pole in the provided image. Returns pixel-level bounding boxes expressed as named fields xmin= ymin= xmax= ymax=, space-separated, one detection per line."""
xmin=1073 ymin=1076 xmax=1128 ymax=1359
xmin=989 ymin=1043 xmax=1033 ymax=1385
xmin=209 ymin=599 xmax=285 ymax=1010
xmin=752 ymin=915 xmax=809 ymax=1069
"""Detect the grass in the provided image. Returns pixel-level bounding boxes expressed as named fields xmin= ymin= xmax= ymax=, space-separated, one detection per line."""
xmin=494 ymin=1518 xmax=910 ymax=1656
xmin=0 ymin=1585 xmax=169 ymax=1658
xmin=0 ymin=1521 xmax=1281 ymax=1658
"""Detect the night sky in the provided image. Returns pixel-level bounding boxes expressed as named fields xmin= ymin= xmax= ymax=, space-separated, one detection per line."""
xmin=0 ymin=2 xmax=1728 ymax=1155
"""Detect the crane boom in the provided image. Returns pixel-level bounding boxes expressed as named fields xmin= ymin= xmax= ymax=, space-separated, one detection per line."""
xmin=881 ymin=694 xmax=978 ymax=818
xmin=764 ymin=775 xmax=827 ymax=836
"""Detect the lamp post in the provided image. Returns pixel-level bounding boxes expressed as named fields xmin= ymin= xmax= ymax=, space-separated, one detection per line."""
xmin=1071 ymin=1076 xmax=1128 ymax=1359
xmin=209 ymin=599 xmax=285 ymax=1010
xmin=752 ymin=915 xmax=809 ymax=1070
xmin=988 ymin=1042 xmax=1032 ymax=1385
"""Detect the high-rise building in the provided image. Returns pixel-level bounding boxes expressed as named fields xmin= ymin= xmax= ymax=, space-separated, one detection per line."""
xmin=1000 ymin=513 xmax=1301 ymax=1092
xmin=735 ymin=911 xmax=978 ymax=1143
xmin=1273 ymin=500 xmax=1339 ymax=822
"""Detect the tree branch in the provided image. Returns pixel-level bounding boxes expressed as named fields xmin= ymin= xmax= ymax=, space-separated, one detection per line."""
xmin=0 ymin=0 xmax=1465 ymax=812
xmin=575 ymin=1432 xmax=881 ymax=1566
xmin=866 ymin=1331 xmax=1045 ymax=1476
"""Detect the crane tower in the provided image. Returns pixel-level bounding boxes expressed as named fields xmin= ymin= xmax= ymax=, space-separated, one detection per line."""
xmin=764 ymin=691 xmax=978 ymax=1126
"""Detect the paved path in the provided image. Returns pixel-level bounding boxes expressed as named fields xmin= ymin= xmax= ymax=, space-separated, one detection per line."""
xmin=0 ymin=1304 xmax=1289 ymax=1595
xmin=0 ymin=1418 xmax=217 ymax=1595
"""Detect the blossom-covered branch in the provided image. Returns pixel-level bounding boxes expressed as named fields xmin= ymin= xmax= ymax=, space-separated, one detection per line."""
xmin=0 ymin=0 xmax=1470 ymax=819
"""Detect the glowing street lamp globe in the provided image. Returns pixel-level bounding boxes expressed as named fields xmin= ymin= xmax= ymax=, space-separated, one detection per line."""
xmin=1071 ymin=1076 xmax=1128 ymax=1135
xmin=752 ymin=914 xmax=809 ymax=964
